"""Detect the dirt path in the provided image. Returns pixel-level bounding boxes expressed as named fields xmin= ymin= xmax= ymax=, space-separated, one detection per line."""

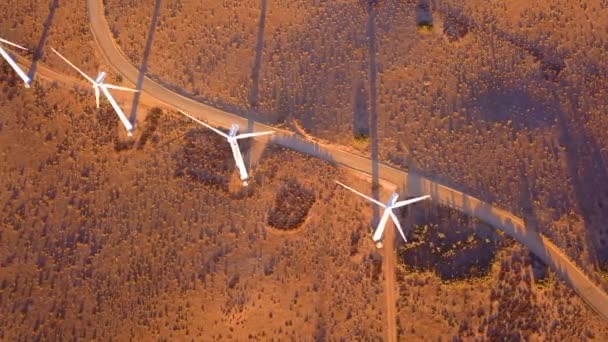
xmin=24 ymin=0 xmax=601 ymax=325
xmin=383 ymin=224 xmax=398 ymax=342
xmin=14 ymin=55 xmax=80 ymax=87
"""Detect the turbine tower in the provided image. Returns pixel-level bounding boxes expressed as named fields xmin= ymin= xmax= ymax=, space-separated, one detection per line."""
xmin=0 ymin=38 xmax=31 ymax=88
xmin=336 ymin=181 xmax=430 ymax=248
xmin=51 ymin=48 xmax=137 ymax=136
xmin=180 ymin=110 xmax=274 ymax=186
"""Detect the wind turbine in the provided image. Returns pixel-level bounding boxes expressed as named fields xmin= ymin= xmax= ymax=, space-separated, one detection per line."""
xmin=180 ymin=110 xmax=274 ymax=186
xmin=51 ymin=48 xmax=137 ymax=136
xmin=336 ymin=181 xmax=430 ymax=248
xmin=0 ymin=37 xmax=32 ymax=88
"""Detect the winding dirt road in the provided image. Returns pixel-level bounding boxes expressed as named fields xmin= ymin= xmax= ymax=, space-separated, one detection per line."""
xmin=84 ymin=0 xmax=608 ymax=324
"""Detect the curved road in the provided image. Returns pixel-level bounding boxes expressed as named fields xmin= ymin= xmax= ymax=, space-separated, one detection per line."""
xmin=79 ymin=0 xmax=603 ymax=323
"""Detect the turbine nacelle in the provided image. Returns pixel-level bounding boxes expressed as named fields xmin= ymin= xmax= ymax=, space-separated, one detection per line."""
xmin=94 ymin=71 xmax=107 ymax=85
xmin=228 ymin=124 xmax=239 ymax=137
xmin=386 ymin=193 xmax=399 ymax=208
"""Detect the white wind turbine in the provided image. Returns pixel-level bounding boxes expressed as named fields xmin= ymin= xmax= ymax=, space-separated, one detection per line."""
xmin=0 ymin=37 xmax=32 ymax=88
xmin=51 ymin=48 xmax=137 ymax=136
xmin=336 ymin=181 xmax=430 ymax=248
xmin=180 ymin=110 xmax=274 ymax=187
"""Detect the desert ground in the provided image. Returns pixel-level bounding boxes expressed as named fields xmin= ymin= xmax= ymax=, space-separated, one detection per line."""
xmin=1 ymin=0 xmax=608 ymax=340
xmin=2 ymin=72 xmax=607 ymax=340
xmin=104 ymin=0 xmax=608 ymax=287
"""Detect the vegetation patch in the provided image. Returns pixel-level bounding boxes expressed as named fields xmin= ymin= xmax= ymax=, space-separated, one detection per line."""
xmin=443 ymin=15 xmax=469 ymax=42
xmin=267 ymin=179 xmax=315 ymax=230
xmin=601 ymin=265 xmax=608 ymax=282
xmin=137 ymin=107 xmax=162 ymax=149
xmin=88 ymin=102 xmax=136 ymax=152
xmin=173 ymin=129 xmax=233 ymax=189
xmin=353 ymin=132 xmax=370 ymax=147
xmin=95 ymin=103 xmax=121 ymax=146
xmin=399 ymin=204 xmax=504 ymax=281
xmin=540 ymin=59 xmax=565 ymax=82
xmin=113 ymin=138 xmax=135 ymax=152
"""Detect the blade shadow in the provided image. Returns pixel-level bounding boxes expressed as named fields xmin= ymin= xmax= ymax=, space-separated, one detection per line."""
xmin=27 ymin=0 xmax=59 ymax=83
xmin=367 ymin=3 xmax=381 ymax=230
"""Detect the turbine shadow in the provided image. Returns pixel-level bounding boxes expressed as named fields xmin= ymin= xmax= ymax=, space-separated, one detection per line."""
xmin=366 ymin=3 xmax=380 ymax=230
xmin=249 ymin=0 xmax=267 ymax=109
xmin=129 ymin=0 xmax=161 ymax=125
xmin=246 ymin=0 xmax=267 ymax=170
xmin=433 ymin=3 xmax=566 ymax=81
xmin=415 ymin=0 xmax=433 ymax=29
xmin=555 ymin=99 xmax=608 ymax=277
xmin=27 ymin=0 xmax=59 ymax=82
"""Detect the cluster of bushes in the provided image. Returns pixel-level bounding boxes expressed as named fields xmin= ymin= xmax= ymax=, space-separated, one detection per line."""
xmin=173 ymin=128 xmax=232 ymax=189
xmin=267 ymin=179 xmax=315 ymax=230
xmin=399 ymin=203 xmax=503 ymax=280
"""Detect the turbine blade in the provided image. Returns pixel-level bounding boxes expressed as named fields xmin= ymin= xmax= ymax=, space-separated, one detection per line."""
xmin=179 ymin=110 xmax=230 ymax=138
xmin=104 ymin=83 xmax=138 ymax=92
xmin=0 ymin=38 xmax=28 ymax=51
xmin=372 ymin=209 xmax=392 ymax=242
xmin=231 ymin=141 xmax=249 ymax=181
xmin=0 ymin=46 xmax=31 ymax=87
xmin=335 ymin=181 xmax=385 ymax=208
xmin=391 ymin=195 xmax=430 ymax=209
xmin=235 ymin=131 xmax=274 ymax=139
xmin=50 ymin=48 xmax=96 ymax=84
xmin=390 ymin=212 xmax=407 ymax=242
xmin=100 ymin=86 xmax=134 ymax=133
